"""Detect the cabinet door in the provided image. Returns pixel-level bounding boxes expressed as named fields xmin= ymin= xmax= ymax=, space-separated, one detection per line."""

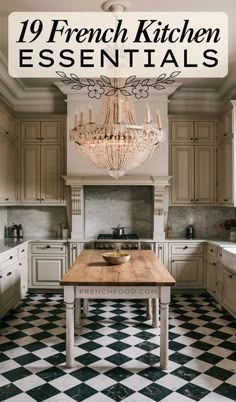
xmin=221 ymin=111 xmax=232 ymax=142
xmin=195 ymin=146 xmax=215 ymax=204
xmin=171 ymin=145 xmax=194 ymax=204
xmin=31 ymin=255 xmax=66 ymax=287
xmin=20 ymin=122 xmax=41 ymax=143
xmin=206 ymin=259 xmax=217 ymax=297
xmin=70 ymin=243 xmax=84 ymax=266
xmin=170 ymin=256 xmax=204 ymax=288
xmin=218 ymin=139 xmax=233 ymax=204
xmin=20 ymin=145 xmax=41 ymax=203
xmin=41 ymin=121 xmax=61 ymax=143
xmin=171 ymin=122 xmax=194 ymax=143
xmin=0 ymin=263 xmax=20 ymax=318
xmin=222 ymin=270 xmax=236 ymax=317
xmin=41 ymin=145 xmax=62 ymax=203
xmin=19 ymin=257 xmax=28 ymax=297
xmin=6 ymin=141 xmax=17 ymax=202
xmin=194 ymin=122 xmax=214 ymax=143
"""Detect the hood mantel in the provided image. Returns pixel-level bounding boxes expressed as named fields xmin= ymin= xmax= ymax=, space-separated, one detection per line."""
xmin=63 ymin=175 xmax=172 ymax=240
xmin=62 ymin=175 xmax=172 ymax=186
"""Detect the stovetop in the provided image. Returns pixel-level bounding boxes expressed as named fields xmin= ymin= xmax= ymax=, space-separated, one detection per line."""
xmin=97 ymin=234 xmax=139 ymax=240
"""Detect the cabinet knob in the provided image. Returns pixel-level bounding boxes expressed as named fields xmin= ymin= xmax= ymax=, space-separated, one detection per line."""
xmin=9 ymin=256 xmax=13 ymax=260
xmin=229 ymin=274 xmax=233 ymax=279
xmin=183 ymin=246 xmax=188 ymax=250
xmin=7 ymin=272 xmax=12 ymax=276
xmin=224 ymin=199 xmax=228 ymax=202
xmin=41 ymin=137 xmax=44 ymax=140
xmin=37 ymin=137 xmax=40 ymax=140
xmin=213 ymin=262 xmax=216 ymax=266
xmin=196 ymin=199 xmax=199 ymax=202
xmin=210 ymin=249 xmax=214 ymax=252
xmin=223 ymin=133 xmax=227 ymax=136
xmin=172 ymin=260 xmax=175 ymax=263
xmin=0 ymin=276 xmax=2 ymax=279
xmin=46 ymin=245 xmax=51 ymax=248
xmin=5 ymin=198 xmax=9 ymax=201
xmin=37 ymin=198 xmax=40 ymax=201
xmin=21 ymin=249 xmax=25 ymax=253
xmin=190 ymin=138 xmax=193 ymax=140
xmin=73 ymin=246 xmax=77 ymax=250
xmin=19 ymin=262 xmax=22 ymax=266
xmin=159 ymin=246 xmax=162 ymax=250
xmin=213 ymin=290 xmax=216 ymax=293
xmin=195 ymin=138 xmax=198 ymax=141
xmin=190 ymin=199 xmax=194 ymax=202
xmin=41 ymin=199 xmax=44 ymax=201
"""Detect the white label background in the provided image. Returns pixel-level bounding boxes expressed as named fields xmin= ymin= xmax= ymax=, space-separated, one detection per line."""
xmin=8 ymin=12 xmax=228 ymax=78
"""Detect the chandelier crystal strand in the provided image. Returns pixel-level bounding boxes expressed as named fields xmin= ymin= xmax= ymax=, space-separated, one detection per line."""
xmin=70 ymin=78 xmax=166 ymax=179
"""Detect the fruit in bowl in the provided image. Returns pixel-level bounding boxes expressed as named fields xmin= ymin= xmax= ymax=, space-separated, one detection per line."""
xmin=102 ymin=251 xmax=130 ymax=265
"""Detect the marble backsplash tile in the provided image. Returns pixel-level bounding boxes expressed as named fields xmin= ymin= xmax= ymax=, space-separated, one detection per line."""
xmin=168 ymin=206 xmax=236 ymax=239
xmin=7 ymin=207 xmax=68 ymax=238
xmin=0 ymin=207 xmax=7 ymax=238
xmin=84 ymin=186 xmax=153 ymax=238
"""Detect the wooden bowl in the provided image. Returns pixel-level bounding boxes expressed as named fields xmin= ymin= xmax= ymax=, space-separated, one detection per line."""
xmin=102 ymin=252 xmax=131 ymax=265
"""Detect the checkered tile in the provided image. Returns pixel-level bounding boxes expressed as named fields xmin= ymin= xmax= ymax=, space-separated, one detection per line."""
xmin=0 ymin=293 xmax=235 ymax=401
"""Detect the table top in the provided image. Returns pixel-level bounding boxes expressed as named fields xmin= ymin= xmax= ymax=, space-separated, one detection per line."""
xmin=60 ymin=249 xmax=175 ymax=286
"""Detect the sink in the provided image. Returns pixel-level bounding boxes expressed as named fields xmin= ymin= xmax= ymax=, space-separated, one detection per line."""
xmin=222 ymin=248 xmax=236 ymax=273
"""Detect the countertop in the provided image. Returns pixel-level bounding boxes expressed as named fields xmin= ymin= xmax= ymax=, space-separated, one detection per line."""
xmin=0 ymin=237 xmax=235 ymax=255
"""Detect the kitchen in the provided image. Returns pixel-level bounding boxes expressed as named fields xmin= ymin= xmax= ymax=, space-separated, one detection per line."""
xmin=0 ymin=1 xmax=236 ymax=402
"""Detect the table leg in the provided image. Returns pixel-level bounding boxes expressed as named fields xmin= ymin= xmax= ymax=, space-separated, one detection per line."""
xmin=160 ymin=287 xmax=170 ymax=370
xmin=75 ymin=298 xmax=81 ymax=327
xmin=152 ymin=298 xmax=159 ymax=328
xmin=64 ymin=286 xmax=75 ymax=368
xmin=146 ymin=299 xmax=152 ymax=320
xmin=83 ymin=299 xmax=89 ymax=317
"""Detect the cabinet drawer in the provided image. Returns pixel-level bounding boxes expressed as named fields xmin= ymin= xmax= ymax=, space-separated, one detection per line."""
xmin=170 ymin=243 xmax=204 ymax=255
xmin=207 ymin=244 xmax=218 ymax=258
xmin=0 ymin=250 xmax=18 ymax=270
xmin=31 ymin=243 xmax=66 ymax=255
xmin=217 ymin=247 xmax=223 ymax=262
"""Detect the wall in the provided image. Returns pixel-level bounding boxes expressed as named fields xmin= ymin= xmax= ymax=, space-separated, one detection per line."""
xmin=7 ymin=207 xmax=68 ymax=238
xmin=168 ymin=207 xmax=236 ymax=239
xmin=0 ymin=207 xmax=7 ymax=239
xmin=84 ymin=186 xmax=153 ymax=239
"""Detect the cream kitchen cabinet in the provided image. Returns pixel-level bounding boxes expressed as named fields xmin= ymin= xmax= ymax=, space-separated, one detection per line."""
xmin=20 ymin=143 xmax=63 ymax=204
xmin=69 ymin=242 xmax=85 ymax=266
xmin=222 ymin=269 xmax=236 ymax=317
xmin=29 ymin=242 xmax=68 ymax=289
xmin=219 ymin=111 xmax=232 ymax=143
xmin=0 ymin=135 xmax=17 ymax=204
xmin=217 ymin=139 xmax=233 ymax=204
xmin=206 ymin=258 xmax=223 ymax=303
xmin=18 ymin=244 xmax=28 ymax=297
xmin=195 ymin=145 xmax=215 ymax=204
xmin=20 ymin=121 xmax=61 ymax=143
xmin=169 ymin=242 xmax=205 ymax=288
xmin=170 ymin=145 xmax=194 ymax=204
xmin=171 ymin=121 xmax=215 ymax=144
xmin=0 ymin=105 xmax=15 ymax=139
xmin=0 ymin=250 xmax=20 ymax=319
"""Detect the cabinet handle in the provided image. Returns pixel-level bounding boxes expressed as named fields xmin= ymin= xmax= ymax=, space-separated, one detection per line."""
xmin=210 ymin=249 xmax=214 ymax=252
xmin=159 ymin=246 xmax=162 ymax=250
xmin=7 ymin=272 xmax=12 ymax=276
xmin=195 ymin=138 xmax=198 ymax=141
xmin=183 ymin=246 xmax=188 ymax=250
xmin=213 ymin=262 xmax=216 ymax=266
xmin=21 ymin=249 xmax=25 ymax=253
xmin=41 ymin=199 xmax=44 ymax=201
xmin=172 ymin=260 xmax=175 ymax=263
xmin=19 ymin=262 xmax=22 ymax=266
xmin=190 ymin=138 xmax=193 ymax=140
xmin=196 ymin=199 xmax=199 ymax=202
xmin=37 ymin=137 xmax=40 ymax=140
xmin=37 ymin=198 xmax=40 ymax=201
xmin=213 ymin=290 xmax=216 ymax=293
xmin=228 ymin=274 xmax=233 ymax=279
xmin=5 ymin=198 xmax=9 ymax=201
xmin=73 ymin=246 xmax=77 ymax=250
xmin=9 ymin=256 xmax=13 ymax=260
xmin=224 ymin=199 xmax=228 ymax=202
xmin=5 ymin=131 xmax=8 ymax=135
xmin=224 ymin=133 xmax=227 ymax=136
xmin=41 ymin=137 xmax=44 ymax=140
xmin=0 ymin=276 xmax=2 ymax=279
xmin=46 ymin=245 xmax=51 ymax=248
xmin=190 ymin=199 xmax=194 ymax=202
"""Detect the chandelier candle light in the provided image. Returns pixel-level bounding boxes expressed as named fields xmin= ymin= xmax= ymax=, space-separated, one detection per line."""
xmin=70 ymin=89 xmax=166 ymax=179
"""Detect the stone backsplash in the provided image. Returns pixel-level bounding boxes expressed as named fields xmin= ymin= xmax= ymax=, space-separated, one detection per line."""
xmin=168 ymin=206 xmax=236 ymax=239
xmin=84 ymin=186 xmax=153 ymax=238
xmin=6 ymin=207 xmax=68 ymax=238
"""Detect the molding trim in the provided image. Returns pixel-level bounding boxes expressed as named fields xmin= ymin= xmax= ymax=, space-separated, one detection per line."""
xmin=63 ymin=175 xmax=172 ymax=187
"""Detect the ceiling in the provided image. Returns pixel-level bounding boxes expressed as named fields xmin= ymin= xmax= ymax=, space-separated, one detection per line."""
xmin=0 ymin=0 xmax=235 ymax=93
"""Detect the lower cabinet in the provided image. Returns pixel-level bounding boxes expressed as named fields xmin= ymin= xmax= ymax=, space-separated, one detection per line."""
xmin=29 ymin=242 xmax=68 ymax=289
xmin=222 ymin=269 xmax=236 ymax=317
xmin=170 ymin=256 xmax=204 ymax=288
xmin=69 ymin=242 xmax=85 ymax=266
xmin=0 ymin=262 xmax=20 ymax=318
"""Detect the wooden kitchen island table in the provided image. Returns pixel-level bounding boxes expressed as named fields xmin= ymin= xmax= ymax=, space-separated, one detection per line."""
xmin=60 ymin=249 xmax=175 ymax=369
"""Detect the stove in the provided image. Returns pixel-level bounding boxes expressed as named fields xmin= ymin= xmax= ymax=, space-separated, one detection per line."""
xmin=97 ymin=234 xmax=139 ymax=240
xmin=95 ymin=233 xmax=139 ymax=250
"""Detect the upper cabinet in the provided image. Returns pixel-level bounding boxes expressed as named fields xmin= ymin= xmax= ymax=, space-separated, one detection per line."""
xmin=170 ymin=120 xmax=216 ymax=205
xmin=217 ymin=109 xmax=234 ymax=205
xmin=19 ymin=119 xmax=65 ymax=205
xmin=0 ymin=105 xmax=15 ymax=140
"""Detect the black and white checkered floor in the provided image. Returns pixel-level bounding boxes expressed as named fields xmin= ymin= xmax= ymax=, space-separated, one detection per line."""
xmin=0 ymin=293 xmax=236 ymax=402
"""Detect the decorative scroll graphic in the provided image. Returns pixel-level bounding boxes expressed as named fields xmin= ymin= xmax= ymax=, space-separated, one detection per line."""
xmin=71 ymin=186 xmax=82 ymax=215
xmin=56 ymin=71 xmax=181 ymax=99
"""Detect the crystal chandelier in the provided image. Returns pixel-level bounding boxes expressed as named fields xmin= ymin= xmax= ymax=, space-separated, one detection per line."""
xmin=70 ymin=84 xmax=166 ymax=179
